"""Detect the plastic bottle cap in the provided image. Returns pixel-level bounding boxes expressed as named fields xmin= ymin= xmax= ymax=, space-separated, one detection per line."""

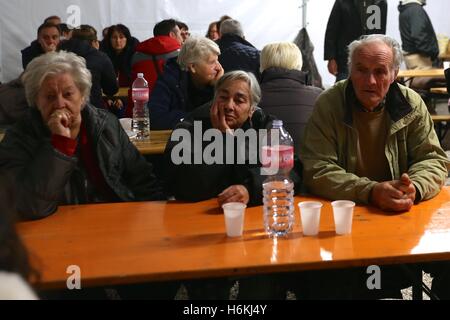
xmin=137 ymin=73 xmax=144 ymax=78
xmin=273 ymin=120 xmax=283 ymax=127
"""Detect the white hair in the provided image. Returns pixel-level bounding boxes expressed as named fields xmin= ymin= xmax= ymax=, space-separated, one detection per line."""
xmin=347 ymin=34 xmax=403 ymax=72
xmin=22 ymin=51 xmax=92 ymax=106
xmin=214 ymin=70 xmax=261 ymax=109
xmin=219 ymin=19 xmax=244 ymax=38
xmin=260 ymin=42 xmax=303 ymax=73
xmin=177 ymin=36 xmax=220 ymax=71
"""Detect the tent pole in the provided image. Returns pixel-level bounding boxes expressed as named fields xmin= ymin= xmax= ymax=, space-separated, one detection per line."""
xmin=301 ymin=0 xmax=308 ymax=29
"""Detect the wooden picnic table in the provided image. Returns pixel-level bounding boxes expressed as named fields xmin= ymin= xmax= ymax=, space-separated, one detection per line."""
xmin=17 ymin=187 xmax=450 ymax=292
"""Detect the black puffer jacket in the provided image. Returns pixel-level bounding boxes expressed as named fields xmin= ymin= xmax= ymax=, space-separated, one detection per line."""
xmin=60 ymin=39 xmax=118 ymax=109
xmin=259 ymin=68 xmax=322 ymax=155
xmin=398 ymin=2 xmax=439 ymax=60
xmin=0 ymin=104 xmax=165 ymax=220
xmin=217 ymin=34 xmax=261 ymax=80
xmin=164 ymin=102 xmax=302 ymax=206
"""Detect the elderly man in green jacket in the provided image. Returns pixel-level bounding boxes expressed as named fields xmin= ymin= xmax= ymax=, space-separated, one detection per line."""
xmin=301 ymin=34 xmax=448 ymax=212
xmin=300 ymin=34 xmax=450 ymax=299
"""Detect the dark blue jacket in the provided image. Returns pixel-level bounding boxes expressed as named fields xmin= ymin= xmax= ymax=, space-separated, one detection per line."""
xmin=149 ymin=58 xmax=214 ymax=130
xmin=21 ymin=40 xmax=44 ymax=69
xmin=217 ymin=34 xmax=261 ymax=80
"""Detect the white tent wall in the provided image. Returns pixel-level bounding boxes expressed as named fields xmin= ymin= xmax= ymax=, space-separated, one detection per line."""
xmin=0 ymin=0 xmax=449 ymax=86
xmin=0 ymin=0 xmax=301 ymax=83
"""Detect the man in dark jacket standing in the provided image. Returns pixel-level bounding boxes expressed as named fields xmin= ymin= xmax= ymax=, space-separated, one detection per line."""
xmin=216 ymin=19 xmax=261 ymax=80
xmin=398 ymin=0 xmax=440 ymax=89
xmin=324 ymin=0 xmax=387 ymax=81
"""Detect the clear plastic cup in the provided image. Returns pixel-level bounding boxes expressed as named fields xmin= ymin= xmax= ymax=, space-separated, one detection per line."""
xmin=222 ymin=202 xmax=246 ymax=237
xmin=298 ymin=201 xmax=322 ymax=236
xmin=331 ymin=200 xmax=355 ymax=235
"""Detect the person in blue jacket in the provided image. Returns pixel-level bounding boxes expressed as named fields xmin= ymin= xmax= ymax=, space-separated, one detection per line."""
xmin=149 ymin=36 xmax=224 ymax=130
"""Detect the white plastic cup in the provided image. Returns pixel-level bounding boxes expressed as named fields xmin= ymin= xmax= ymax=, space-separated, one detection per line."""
xmin=298 ymin=201 xmax=322 ymax=236
xmin=119 ymin=118 xmax=132 ymax=131
xmin=444 ymin=61 xmax=450 ymax=70
xmin=331 ymin=200 xmax=355 ymax=235
xmin=222 ymin=202 xmax=246 ymax=237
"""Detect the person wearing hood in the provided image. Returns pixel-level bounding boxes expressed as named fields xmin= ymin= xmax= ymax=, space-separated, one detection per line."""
xmin=126 ymin=19 xmax=183 ymax=118
xmin=398 ymin=0 xmax=441 ymax=89
xmin=59 ymin=25 xmax=118 ymax=110
xmin=324 ymin=0 xmax=388 ymax=82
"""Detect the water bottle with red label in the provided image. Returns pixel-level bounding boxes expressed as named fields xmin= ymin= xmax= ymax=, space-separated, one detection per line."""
xmin=262 ymin=120 xmax=295 ymax=237
xmin=131 ymin=73 xmax=150 ymax=140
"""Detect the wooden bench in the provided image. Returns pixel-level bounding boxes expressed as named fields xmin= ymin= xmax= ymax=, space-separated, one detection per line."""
xmin=431 ymin=114 xmax=450 ymax=142
xmin=428 ymin=87 xmax=449 ymax=113
xmin=430 ymin=87 xmax=448 ymax=95
xmin=397 ymin=69 xmax=445 ymax=79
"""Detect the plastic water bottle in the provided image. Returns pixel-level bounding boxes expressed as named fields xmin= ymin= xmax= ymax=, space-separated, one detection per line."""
xmin=131 ymin=73 xmax=150 ymax=140
xmin=262 ymin=120 xmax=295 ymax=237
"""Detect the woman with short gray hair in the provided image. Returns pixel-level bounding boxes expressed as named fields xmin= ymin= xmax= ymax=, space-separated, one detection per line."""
xmin=149 ymin=36 xmax=224 ymax=129
xmin=165 ymin=69 xmax=301 ymax=206
xmin=0 ymin=51 xmax=165 ymax=220
xmin=214 ymin=70 xmax=261 ymax=110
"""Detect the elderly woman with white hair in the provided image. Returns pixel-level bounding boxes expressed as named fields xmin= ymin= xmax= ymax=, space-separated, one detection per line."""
xmin=259 ymin=42 xmax=322 ymax=154
xmin=149 ymin=36 xmax=224 ymax=130
xmin=0 ymin=51 xmax=165 ymax=220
